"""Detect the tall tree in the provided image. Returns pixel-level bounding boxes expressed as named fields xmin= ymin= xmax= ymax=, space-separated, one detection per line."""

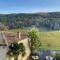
xmin=28 ymin=28 xmax=41 ymax=53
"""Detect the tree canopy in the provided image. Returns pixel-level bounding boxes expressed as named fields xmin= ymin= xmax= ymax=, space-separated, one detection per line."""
xmin=28 ymin=28 xmax=41 ymax=52
xmin=7 ymin=42 xmax=25 ymax=57
xmin=0 ymin=12 xmax=60 ymax=30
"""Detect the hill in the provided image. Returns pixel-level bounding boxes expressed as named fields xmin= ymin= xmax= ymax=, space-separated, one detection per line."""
xmin=0 ymin=12 xmax=60 ymax=30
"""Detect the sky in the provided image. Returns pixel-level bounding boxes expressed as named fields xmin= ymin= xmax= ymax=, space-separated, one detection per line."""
xmin=0 ymin=0 xmax=60 ymax=14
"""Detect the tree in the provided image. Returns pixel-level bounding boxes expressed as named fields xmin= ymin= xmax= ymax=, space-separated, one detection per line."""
xmin=28 ymin=28 xmax=41 ymax=53
xmin=7 ymin=42 xmax=25 ymax=60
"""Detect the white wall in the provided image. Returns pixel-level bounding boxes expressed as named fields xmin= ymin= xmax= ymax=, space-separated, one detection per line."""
xmin=0 ymin=46 xmax=7 ymax=60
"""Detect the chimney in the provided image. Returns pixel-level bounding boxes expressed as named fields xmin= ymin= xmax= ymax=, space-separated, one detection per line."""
xmin=17 ymin=32 xmax=21 ymax=40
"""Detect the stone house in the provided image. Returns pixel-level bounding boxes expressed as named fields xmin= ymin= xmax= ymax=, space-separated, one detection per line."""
xmin=0 ymin=31 xmax=31 ymax=60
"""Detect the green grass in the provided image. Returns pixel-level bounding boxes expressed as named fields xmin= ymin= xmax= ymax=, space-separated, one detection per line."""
xmin=7 ymin=28 xmax=29 ymax=33
xmin=39 ymin=31 xmax=60 ymax=50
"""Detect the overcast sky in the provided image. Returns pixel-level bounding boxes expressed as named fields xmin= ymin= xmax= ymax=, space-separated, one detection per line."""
xmin=0 ymin=0 xmax=60 ymax=14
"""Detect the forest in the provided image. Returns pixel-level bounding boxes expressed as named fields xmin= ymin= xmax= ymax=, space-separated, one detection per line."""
xmin=0 ymin=12 xmax=60 ymax=30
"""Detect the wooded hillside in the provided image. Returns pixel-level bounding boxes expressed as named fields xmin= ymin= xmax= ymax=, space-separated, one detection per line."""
xmin=0 ymin=12 xmax=60 ymax=30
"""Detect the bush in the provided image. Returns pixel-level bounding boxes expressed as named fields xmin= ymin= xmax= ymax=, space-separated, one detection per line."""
xmin=56 ymin=54 xmax=60 ymax=60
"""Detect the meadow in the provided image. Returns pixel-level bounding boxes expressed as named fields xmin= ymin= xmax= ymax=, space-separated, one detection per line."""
xmin=39 ymin=31 xmax=60 ymax=50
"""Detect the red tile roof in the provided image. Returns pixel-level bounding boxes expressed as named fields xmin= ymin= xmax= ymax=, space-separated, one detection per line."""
xmin=3 ymin=32 xmax=28 ymax=44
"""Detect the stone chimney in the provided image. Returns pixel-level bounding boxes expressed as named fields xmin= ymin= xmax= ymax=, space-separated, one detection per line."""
xmin=17 ymin=32 xmax=21 ymax=40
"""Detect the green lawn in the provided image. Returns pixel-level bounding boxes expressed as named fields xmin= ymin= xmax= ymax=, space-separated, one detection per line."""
xmin=39 ymin=31 xmax=60 ymax=50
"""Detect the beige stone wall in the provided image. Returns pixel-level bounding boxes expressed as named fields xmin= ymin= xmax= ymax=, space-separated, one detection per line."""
xmin=18 ymin=38 xmax=31 ymax=60
xmin=6 ymin=56 xmax=14 ymax=60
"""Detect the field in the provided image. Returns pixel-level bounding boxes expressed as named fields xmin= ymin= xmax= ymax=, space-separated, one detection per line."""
xmin=39 ymin=31 xmax=60 ymax=50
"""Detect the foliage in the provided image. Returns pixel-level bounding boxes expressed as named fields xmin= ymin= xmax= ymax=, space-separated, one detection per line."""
xmin=56 ymin=54 xmax=60 ymax=57
xmin=7 ymin=42 xmax=25 ymax=57
xmin=56 ymin=53 xmax=60 ymax=60
xmin=1 ymin=12 xmax=60 ymax=30
xmin=28 ymin=28 xmax=41 ymax=52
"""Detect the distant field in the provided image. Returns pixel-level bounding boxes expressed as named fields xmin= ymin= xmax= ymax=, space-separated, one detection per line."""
xmin=39 ymin=31 xmax=60 ymax=50
xmin=7 ymin=29 xmax=27 ymax=32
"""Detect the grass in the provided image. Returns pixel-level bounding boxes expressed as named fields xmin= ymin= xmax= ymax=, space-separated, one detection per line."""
xmin=39 ymin=31 xmax=60 ymax=50
xmin=5 ymin=28 xmax=28 ymax=34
